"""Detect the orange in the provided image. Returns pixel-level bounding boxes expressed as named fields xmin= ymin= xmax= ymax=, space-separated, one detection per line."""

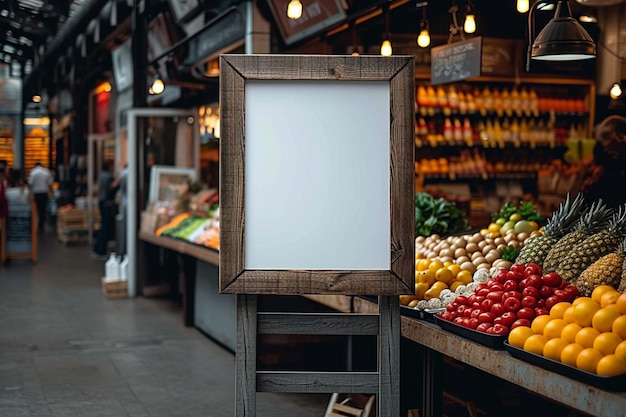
xmin=574 ymin=327 xmax=601 ymax=349
xmin=543 ymin=338 xmax=569 ymax=361
xmin=549 ymin=302 xmax=572 ymax=320
xmin=591 ymin=307 xmax=622 ymax=333
xmin=593 ymin=332 xmax=623 ymax=356
xmin=563 ymin=306 xmax=577 ymax=324
xmin=508 ymin=326 xmax=536 ymax=349
xmin=596 ymin=354 xmax=626 ymax=377
xmin=416 ymin=270 xmax=436 ymax=286
xmin=428 ymin=260 xmax=444 ymax=272
xmin=524 ymin=334 xmax=549 ymax=355
xmin=572 ymin=298 xmax=601 ymax=327
xmin=614 ymin=340 xmax=626 ymax=359
xmin=531 ymin=315 xmax=552 ymax=335
xmin=417 ymin=258 xmax=431 ymax=271
xmin=612 ymin=315 xmax=626 ymax=339
xmin=591 ymin=285 xmax=616 ymax=304
xmin=414 ymin=282 xmax=429 ymax=299
xmin=576 ymin=348 xmax=603 ymax=374
xmin=400 ymin=295 xmax=417 ymax=305
xmin=561 ymin=343 xmax=585 ymax=367
xmin=616 ymin=293 xmax=626 ymax=315
xmin=435 ymin=268 xmax=454 ymax=284
xmin=573 ymin=296 xmax=592 ymax=306
xmin=443 ymin=261 xmax=454 ymax=268
xmin=561 ymin=323 xmax=583 ymax=344
xmin=456 ymin=270 xmax=473 ymax=284
xmin=447 ymin=264 xmax=461 ymax=278
xmin=600 ymin=290 xmax=622 ymax=308
xmin=543 ymin=319 xmax=567 ymax=340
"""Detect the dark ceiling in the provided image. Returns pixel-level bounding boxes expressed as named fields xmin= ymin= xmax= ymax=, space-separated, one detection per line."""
xmin=0 ymin=0 xmax=87 ymax=73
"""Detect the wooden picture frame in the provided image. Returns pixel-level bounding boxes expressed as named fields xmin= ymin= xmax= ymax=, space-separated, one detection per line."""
xmin=219 ymin=55 xmax=415 ymax=295
xmin=148 ymin=165 xmax=196 ymax=203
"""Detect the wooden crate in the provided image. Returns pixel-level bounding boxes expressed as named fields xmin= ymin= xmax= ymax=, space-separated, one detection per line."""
xmin=57 ymin=209 xmax=88 ymax=233
xmin=102 ymin=278 xmax=127 ymax=299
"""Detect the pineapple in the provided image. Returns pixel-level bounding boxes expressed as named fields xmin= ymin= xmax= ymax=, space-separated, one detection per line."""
xmin=515 ymin=193 xmax=585 ymax=267
xmin=557 ymin=204 xmax=626 ymax=283
xmin=618 ymin=244 xmax=626 ymax=292
xmin=542 ymin=200 xmax=613 ymax=276
xmin=575 ymin=237 xmax=626 ymax=297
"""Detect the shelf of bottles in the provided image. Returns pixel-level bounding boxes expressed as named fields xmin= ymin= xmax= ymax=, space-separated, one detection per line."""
xmin=0 ymin=137 xmax=14 ymax=168
xmin=24 ymin=137 xmax=55 ymax=178
xmin=414 ymin=83 xmax=591 ymax=182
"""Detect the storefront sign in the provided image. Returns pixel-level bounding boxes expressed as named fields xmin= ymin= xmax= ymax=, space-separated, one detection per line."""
xmin=1 ymin=201 xmax=37 ymax=264
xmin=431 ymin=37 xmax=482 ymax=85
xmin=5 ymin=202 xmax=32 ymax=254
xmin=0 ymin=79 xmax=22 ymax=114
xmin=184 ymin=8 xmax=245 ymax=67
xmin=267 ymin=0 xmax=347 ymax=45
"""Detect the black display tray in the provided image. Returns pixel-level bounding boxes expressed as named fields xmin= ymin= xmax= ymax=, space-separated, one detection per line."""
xmin=401 ymin=305 xmax=444 ymax=322
xmin=504 ymin=342 xmax=626 ymax=391
xmin=433 ymin=315 xmax=507 ymax=350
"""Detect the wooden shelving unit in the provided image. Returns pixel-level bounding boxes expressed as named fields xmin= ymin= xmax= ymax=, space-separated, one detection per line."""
xmin=0 ymin=137 xmax=14 ymax=167
xmin=24 ymin=136 xmax=54 ymax=177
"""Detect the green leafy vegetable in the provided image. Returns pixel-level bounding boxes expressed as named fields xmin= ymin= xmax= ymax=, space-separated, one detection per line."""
xmin=415 ymin=193 xmax=469 ymax=237
xmin=492 ymin=201 xmax=543 ymax=223
xmin=499 ymin=245 xmax=520 ymax=262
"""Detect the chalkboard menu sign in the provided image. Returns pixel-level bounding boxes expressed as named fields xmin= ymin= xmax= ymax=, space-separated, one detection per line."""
xmin=431 ymin=37 xmax=482 ymax=85
xmin=1 ymin=202 xmax=37 ymax=263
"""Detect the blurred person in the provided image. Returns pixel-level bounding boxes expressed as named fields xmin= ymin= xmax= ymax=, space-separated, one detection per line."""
xmin=6 ymin=169 xmax=31 ymax=204
xmin=92 ymin=160 xmax=117 ymax=259
xmin=28 ymin=162 xmax=53 ymax=234
xmin=581 ymin=115 xmax=626 ymax=209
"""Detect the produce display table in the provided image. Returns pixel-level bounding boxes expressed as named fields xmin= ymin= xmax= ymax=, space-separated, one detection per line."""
xmin=132 ymin=237 xmax=626 ymax=416
xmin=138 ymin=231 xmax=222 ymax=333
xmin=305 ymin=294 xmax=626 ymax=417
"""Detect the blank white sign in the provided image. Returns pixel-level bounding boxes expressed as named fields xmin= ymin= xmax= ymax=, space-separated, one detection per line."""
xmin=244 ymin=80 xmax=390 ymax=270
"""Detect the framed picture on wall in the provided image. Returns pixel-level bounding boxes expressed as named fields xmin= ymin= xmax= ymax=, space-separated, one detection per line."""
xmin=149 ymin=165 xmax=196 ymax=203
xmin=167 ymin=0 xmax=200 ymax=23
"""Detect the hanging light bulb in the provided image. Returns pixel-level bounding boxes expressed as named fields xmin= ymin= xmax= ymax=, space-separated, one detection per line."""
xmin=380 ymin=39 xmax=392 ymax=56
xmin=380 ymin=7 xmax=392 ymax=56
xmin=464 ymin=1 xmax=476 ymax=34
xmin=151 ymin=77 xmax=164 ymax=95
xmin=417 ymin=3 xmax=431 ymax=48
xmin=464 ymin=13 xmax=476 ymax=33
xmin=517 ymin=0 xmax=529 ymax=13
xmin=610 ymin=82 xmax=623 ymax=99
xmin=287 ymin=0 xmax=302 ymax=20
xmin=417 ymin=28 xmax=431 ymax=48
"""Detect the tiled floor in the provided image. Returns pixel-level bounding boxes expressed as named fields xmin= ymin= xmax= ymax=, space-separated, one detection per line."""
xmin=0 ymin=233 xmax=329 ymax=417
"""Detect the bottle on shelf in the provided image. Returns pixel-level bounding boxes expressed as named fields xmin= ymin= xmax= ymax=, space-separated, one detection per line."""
xmin=463 ymin=118 xmax=474 ymax=147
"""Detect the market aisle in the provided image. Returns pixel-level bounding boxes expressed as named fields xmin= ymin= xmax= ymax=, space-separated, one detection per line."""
xmin=0 ymin=234 xmax=329 ymax=417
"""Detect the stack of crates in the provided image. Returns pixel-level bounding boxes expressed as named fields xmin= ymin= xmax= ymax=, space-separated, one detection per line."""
xmin=57 ymin=209 xmax=89 ymax=245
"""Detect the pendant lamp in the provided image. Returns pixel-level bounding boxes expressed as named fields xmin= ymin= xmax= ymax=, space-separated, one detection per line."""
xmin=528 ymin=0 xmax=595 ymax=66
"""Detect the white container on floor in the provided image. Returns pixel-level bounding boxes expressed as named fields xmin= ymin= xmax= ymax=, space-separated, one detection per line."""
xmin=119 ymin=255 xmax=128 ymax=281
xmin=105 ymin=252 xmax=120 ymax=280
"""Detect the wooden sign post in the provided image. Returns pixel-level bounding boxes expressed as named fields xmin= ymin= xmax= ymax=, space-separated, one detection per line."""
xmin=219 ymin=55 xmax=415 ymax=417
xmin=1 ymin=202 xmax=38 ymax=264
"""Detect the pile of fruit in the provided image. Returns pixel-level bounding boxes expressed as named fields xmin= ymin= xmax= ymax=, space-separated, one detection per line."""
xmin=482 ymin=200 xmax=543 ymax=239
xmin=405 ymin=200 xmax=543 ymax=310
xmin=508 ymin=285 xmax=626 ymax=376
xmin=515 ymin=195 xmax=626 ymax=296
xmin=436 ymin=263 xmax=579 ymax=335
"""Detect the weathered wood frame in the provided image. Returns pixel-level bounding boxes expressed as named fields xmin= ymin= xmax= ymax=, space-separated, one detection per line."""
xmin=219 ymin=54 xmax=415 ymax=295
